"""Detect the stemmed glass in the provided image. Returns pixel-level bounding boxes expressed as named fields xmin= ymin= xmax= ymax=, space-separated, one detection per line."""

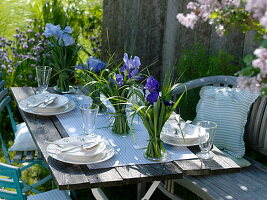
xmin=36 ymin=66 xmax=52 ymax=94
xmin=196 ymin=121 xmax=217 ymax=160
xmin=80 ymin=103 xmax=99 ymax=137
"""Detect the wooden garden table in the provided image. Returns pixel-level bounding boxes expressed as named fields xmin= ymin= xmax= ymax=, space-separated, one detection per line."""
xmin=11 ymin=87 xmax=241 ymax=200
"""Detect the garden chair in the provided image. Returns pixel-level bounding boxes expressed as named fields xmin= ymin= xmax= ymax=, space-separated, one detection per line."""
xmin=0 ymin=74 xmax=52 ymax=194
xmin=158 ymin=75 xmax=267 ymax=200
xmin=0 ymin=162 xmax=71 ymax=200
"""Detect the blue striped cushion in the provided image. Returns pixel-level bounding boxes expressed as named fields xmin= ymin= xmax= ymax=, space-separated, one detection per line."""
xmin=194 ymin=86 xmax=259 ymax=158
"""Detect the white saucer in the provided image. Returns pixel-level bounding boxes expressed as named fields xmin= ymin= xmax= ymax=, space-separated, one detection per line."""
xmin=19 ymin=100 xmax=76 ymax=116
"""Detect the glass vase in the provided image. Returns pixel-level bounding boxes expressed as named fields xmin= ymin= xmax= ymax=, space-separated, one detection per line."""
xmin=90 ymin=85 xmax=107 ymax=113
xmin=112 ymin=111 xmax=130 ymax=135
xmin=56 ymin=79 xmax=70 ymax=93
xmin=144 ymin=134 xmax=168 ymax=161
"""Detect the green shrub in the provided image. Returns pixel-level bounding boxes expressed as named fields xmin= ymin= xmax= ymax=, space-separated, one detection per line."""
xmin=176 ymin=44 xmax=244 ymax=120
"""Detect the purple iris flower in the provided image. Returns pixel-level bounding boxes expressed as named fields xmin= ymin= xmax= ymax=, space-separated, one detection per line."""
xmin=145 ymin=76 xmax=160 ymax=92
xmin=147 ymin=91 xmax=159 ymax=104
xmin=76 ymin=57 xmax=106 ymax=73
xmin=44 ymin=23 xmax=75 ymax=46
xmin=116 ymin=74 xmax=124 ymax=86
xmin=144 ymin=76 xmax=160 ymax=104
xmin=120 ymin=53 xmax=141 ymax=79
xmin=87 ymin=58 xmax=106 ymax=72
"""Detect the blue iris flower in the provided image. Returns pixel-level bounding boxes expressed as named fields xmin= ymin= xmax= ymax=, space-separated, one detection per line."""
xmin=44 ymin=23 xmax=75 ymax=46
xmin=144 ymin=76 xmax=160 ymax=104
xmin=120 ymin=53 xmax=141 ymax=79
xmin=76 ymin=57 xmax=106 ymax=73
xmin=116 ymin=74 xmax=124 ymax=86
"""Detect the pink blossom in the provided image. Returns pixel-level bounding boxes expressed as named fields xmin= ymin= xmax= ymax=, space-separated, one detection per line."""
xmin=176 ymin=13 xmax=199 ymax=29
xmin=254 ymin=47 xmax=267 ymax=59
xmin=237 ymin=76 xmax=261 ymax=92
xmin=177 ymin=0 xmax=240 ymax=32
xmin=246 ymin=0 xmax=267 ymax=29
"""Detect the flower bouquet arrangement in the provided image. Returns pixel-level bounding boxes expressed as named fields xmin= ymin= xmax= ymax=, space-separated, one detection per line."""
xmin=131 ymin=75 xmax=184 ymax=161
xmin=77 ymin=57 xmax=107 ymax=112
xmin=44 ymin=23 xmax=82 ymax=93
xmin=83 ymin=53 xmax=142 ymax=135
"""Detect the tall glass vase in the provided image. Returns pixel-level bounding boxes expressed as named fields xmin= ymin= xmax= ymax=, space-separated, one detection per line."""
xmin=145 ymin=132 xmax=168 ymax=161
xmin=54 ymin=70 xmax=74 ymax=93
xmin=112 ymin=106 xmax=130 ymax=135
xmin=56 ymin=74 xmax=70 ymax=92
xmin=89 ymin=85 xmax=107 ymax=113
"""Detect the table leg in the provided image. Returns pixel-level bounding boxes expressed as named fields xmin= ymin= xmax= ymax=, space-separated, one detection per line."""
xmin=91 ymin=188 xmax=109 ymax=200
xmin=141 ymin=181 xmax=161 ymax=200
xmin=137 ymin=183 xmax=146 ymax=200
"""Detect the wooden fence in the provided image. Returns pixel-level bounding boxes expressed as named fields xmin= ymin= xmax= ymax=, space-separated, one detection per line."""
xmin=102 ymin=0 xmax=259 ymax=81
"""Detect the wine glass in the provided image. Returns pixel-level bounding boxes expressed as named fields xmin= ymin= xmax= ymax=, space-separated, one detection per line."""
xmin=196 ymin=121 xmax=217 ymax=160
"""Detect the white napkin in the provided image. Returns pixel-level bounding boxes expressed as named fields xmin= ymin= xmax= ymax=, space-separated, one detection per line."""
xmin=47 ymin=135 xmax=107 ymax=162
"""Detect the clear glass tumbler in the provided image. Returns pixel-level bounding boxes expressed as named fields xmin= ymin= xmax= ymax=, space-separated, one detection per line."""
xmin=80 ymin=103 xmax=99 ymax=136
xmin=36 ymin=66 xmax=52 ymax=94
xmin=196 ymin=121 xmax=217 ymax=160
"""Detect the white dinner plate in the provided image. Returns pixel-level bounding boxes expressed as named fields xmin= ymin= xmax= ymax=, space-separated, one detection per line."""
xmin=19 ymin=99 xmax=76 ymax=116
xmin=160 ymin=134 xmax=199 ymax=147
xmin=22 ymin=93 xmax=69 ymax=112
xmin=47 ymin=136 xmax=115 ymax=165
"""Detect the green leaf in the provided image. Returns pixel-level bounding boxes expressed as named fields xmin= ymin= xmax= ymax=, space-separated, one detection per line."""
xmin=210 ymin=12 xmax=218 ymax=19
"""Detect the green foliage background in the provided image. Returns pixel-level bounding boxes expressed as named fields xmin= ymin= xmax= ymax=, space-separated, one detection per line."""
xmin=176 ymin=44 xmax=244 ymax=120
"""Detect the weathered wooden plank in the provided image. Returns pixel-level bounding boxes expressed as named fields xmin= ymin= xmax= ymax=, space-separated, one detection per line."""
xmin=203 ymin=167 xmax=267 ymax=200
xmin=245 ymin=97 xmax=261 ymax=146
xmin=81 ymin=165 xmax=124 ymax=188
xmin=116 ymin=162 xmax=183 ymax=185
xmin=174 ymin=146 xmax=240 ymax=176
xmin=102 ymin=0 xmax=168 ymax=79
xmin=179 ymin=176 xmax=239 ymax=200
xmin=243 ymin=31 xmax=260 ymax=56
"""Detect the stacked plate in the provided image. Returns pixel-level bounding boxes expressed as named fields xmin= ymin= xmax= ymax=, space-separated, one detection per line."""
xmin=47 ymin=135 xmax=115 ymax=165
xmin=19 ymin=93 xmax=75 ymax=116
xmin=161 ymin=122 xmax=200 ymax=146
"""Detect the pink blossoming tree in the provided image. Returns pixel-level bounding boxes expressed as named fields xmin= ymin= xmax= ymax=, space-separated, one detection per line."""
xmin=177 ymin=0 xmax=267 ymax=94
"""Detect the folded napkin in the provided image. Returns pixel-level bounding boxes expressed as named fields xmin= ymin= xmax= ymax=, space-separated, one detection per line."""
xmin=47 ymin=135 xmax=108 ymax=162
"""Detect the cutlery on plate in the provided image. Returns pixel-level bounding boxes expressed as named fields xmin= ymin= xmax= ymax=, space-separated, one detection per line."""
xmin=29 ymin=96 xmax=57 ymax=108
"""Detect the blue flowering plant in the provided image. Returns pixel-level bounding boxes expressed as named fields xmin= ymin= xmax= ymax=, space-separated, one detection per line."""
xmin=44 ymin=23 xmax=82 ymax=92
xmin=83 ymin=53 xmax=142 ymax=135
xmin=77 ymin=57 xmax=107 ymax=111
xmin=131 ymin=75 xmax=184 ymax=160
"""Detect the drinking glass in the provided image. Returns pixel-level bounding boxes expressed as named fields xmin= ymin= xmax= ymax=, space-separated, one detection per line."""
xmin=196 ymin=121 xmax=217 ymax=160
xmin=36 ymin=66 xmax=52 ymax=94
xmin=80 ymin=103 xmax=99 ymax=136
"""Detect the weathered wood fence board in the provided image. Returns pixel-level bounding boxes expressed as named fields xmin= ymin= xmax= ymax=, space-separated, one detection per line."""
xmin=102 ymin=0 xmax=258 ymax=81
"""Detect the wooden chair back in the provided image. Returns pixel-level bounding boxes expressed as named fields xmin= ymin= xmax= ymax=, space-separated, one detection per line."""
xmin=172 ymin=75 xmax=267 ymax=157
xmin=0 ymin=162 xmax=26 ymax=200
xmin=0 ymin=80 xmax=17 ymax=164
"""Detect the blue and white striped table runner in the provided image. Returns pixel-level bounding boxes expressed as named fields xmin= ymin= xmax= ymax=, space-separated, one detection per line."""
xmin=56 ymin=94 xmax=197 ymax=169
